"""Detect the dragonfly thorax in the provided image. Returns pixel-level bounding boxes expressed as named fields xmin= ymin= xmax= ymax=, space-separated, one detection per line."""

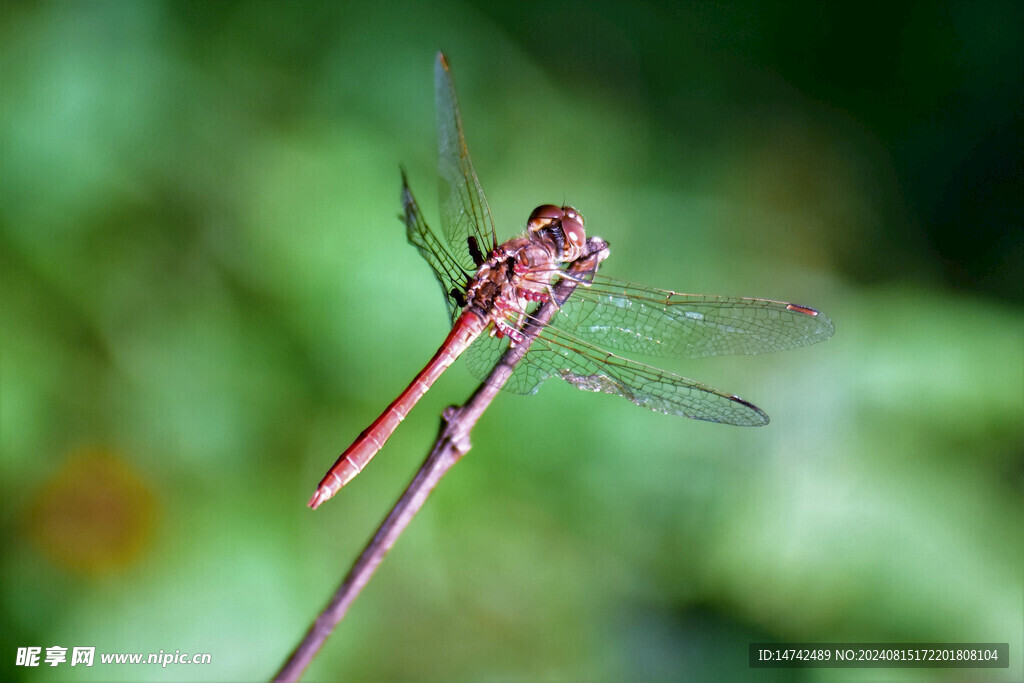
xmin=459 ymin=206 xmax=591 ymax=336
xmin=456 ymin=205 xmax=591 ymax=328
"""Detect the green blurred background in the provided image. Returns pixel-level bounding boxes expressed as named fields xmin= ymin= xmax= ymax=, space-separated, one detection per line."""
xmin=2 ymin=1 xmax=1021 ymax=681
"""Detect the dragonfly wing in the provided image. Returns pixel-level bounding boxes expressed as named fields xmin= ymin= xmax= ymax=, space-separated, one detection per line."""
xmin=435 ymin=53 xmax=499 ymax=271
xmin=402 ymin=171 xmax=469 ymax=323
xmin=532 ymin=324 xmax=768 ymax=425
xmin=461 ymin=331 xmax=547 ymax=395
xmin=552 ymin=275 xmax=834 ymax=359
xmin=460 ymin=308 xmax=768 ymax=426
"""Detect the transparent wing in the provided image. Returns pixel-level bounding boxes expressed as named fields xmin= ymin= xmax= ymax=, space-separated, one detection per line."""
xmin=462 ymin=266 xmax=833 ymax=425
xmin=548 ymin=274 xmax=835 ymax=358
xmin=463 ymin=310 xmax=769 ymax=426
xmin=402 ymin=171 xmax=470 ymax=323
xmin=436 ymin=52 xmax=498 ymax=271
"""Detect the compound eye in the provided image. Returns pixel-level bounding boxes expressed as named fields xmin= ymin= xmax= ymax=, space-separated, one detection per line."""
xmin=559 ymin=206 xmax=586 ymax=261
xmin=527 ymin=204 xmax=564 ymax=232
xmin=562 ymin=206 xmax=584 ymax=227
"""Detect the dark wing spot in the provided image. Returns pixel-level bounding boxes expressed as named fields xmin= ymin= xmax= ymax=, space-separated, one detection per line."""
xmin=467 ymin=236 xmax=484 ymax=268
xmin=449 ymin=288 xmax=467 ymax=308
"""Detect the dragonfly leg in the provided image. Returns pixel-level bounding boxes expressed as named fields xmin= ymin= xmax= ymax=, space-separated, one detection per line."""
xmin=493 ymin=318 xmax=525 ymax=346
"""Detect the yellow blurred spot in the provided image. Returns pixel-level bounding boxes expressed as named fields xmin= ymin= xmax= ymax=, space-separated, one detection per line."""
xmin=26 ymin=448 xmax=156 ymax=574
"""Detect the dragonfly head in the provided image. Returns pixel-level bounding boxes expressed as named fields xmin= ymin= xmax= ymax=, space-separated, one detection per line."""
xmin=527 ymin=204 xmax=587 ymax=262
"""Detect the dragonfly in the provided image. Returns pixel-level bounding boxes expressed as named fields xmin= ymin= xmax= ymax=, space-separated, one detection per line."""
xmin=308 ymin=53 xmax=833 ymax=509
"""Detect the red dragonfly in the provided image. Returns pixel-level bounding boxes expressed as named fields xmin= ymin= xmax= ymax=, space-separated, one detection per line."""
xmin=308 ymin=54 xmax=833 ymax=509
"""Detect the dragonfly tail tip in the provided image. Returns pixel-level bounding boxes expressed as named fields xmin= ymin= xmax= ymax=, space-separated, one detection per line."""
xmin=307 ymin=489 xmax=328 ymax=510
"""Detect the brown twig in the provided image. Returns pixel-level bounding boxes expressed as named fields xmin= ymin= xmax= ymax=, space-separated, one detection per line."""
xmin=272 ymin=237 xmax=609 ymax=683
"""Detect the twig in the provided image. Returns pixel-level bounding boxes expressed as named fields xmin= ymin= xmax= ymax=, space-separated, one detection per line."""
xmin=273 ymin=237 xmax=609 ymax=683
